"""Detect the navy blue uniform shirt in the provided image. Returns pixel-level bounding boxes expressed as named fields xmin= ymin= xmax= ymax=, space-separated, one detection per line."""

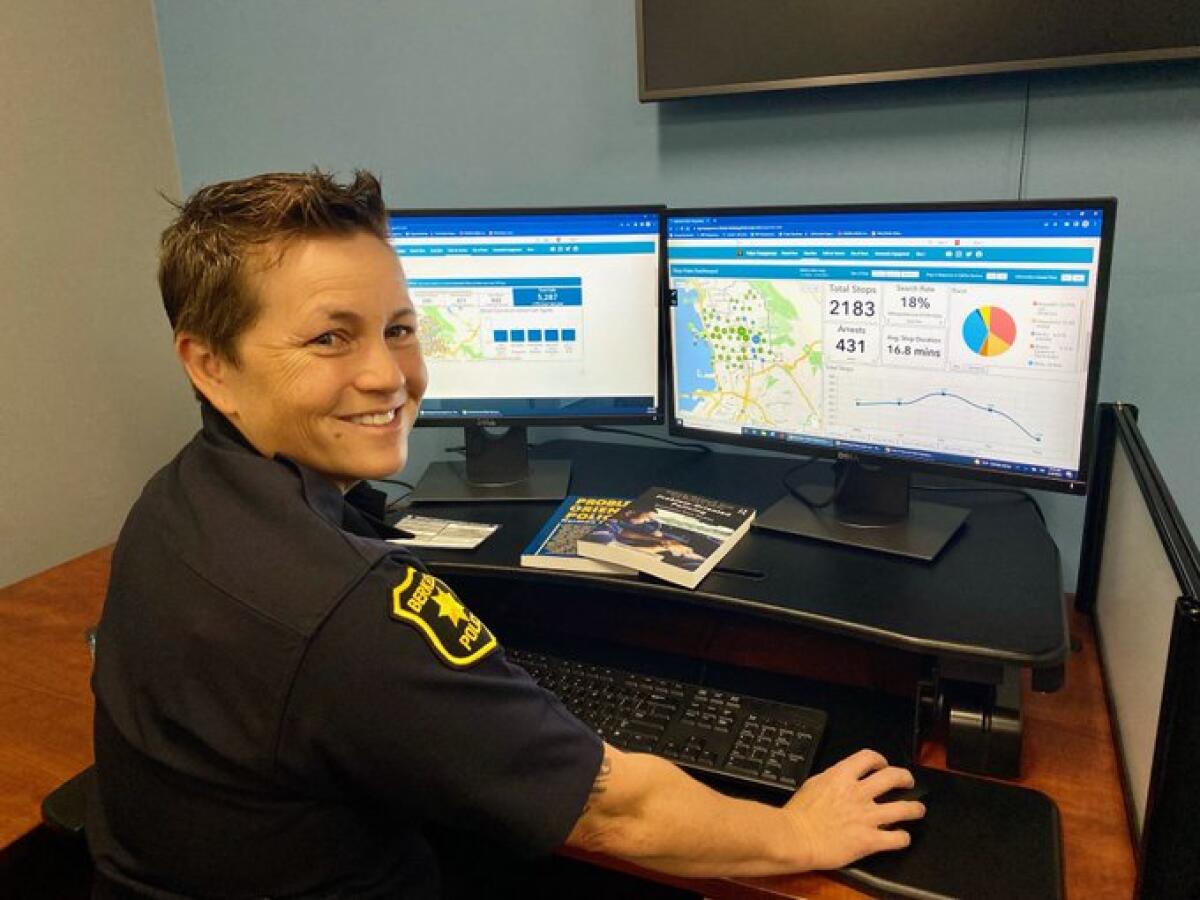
xmin=87 ymin=402 xmax=603 ymax=898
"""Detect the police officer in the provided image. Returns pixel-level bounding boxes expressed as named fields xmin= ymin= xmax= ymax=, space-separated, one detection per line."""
xmin=87 ymin=171 xmax=923 ymax=898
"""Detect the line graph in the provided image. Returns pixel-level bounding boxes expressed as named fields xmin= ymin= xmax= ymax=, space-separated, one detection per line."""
xmin=856 ymin=389 xmax=1043 ymax=442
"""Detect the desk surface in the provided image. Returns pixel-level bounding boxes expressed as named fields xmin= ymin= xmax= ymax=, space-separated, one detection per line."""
xmin=413 ymin=440 xmax=1069 ymax=668
xmin=0 ymin=546 xmax=1134 ymax=897
xmin=0 ymin=546 xmax=108 ymax=850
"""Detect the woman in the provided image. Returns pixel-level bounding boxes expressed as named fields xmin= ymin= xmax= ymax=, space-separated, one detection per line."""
xmin=88 ymin=170 xmax=923 ymax=899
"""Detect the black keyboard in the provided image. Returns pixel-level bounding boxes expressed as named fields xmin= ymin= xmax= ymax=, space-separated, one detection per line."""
xmin=508 ymin=648 xmax=827 ymax=795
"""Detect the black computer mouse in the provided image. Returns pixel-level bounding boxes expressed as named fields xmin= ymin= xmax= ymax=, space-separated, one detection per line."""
xmin=877 ymin=781 xmax=930 ymax=835
xmin=877 ymin=781 xmax=931 ymax=805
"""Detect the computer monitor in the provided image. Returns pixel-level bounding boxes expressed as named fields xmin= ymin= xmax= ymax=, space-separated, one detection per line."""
xmin=666 ymin=199 xmax=1116 ymax=559
xmin=388 ymin=206 xmax=665 ymax=501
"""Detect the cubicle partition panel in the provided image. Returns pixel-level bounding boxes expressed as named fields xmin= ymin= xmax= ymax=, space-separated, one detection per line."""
xmin=1076 ymin=403 xmax=1200 ymax=899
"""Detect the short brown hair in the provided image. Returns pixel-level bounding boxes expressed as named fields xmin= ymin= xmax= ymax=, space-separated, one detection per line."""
xmin=159 ymin=169 xmax=388 ymax=363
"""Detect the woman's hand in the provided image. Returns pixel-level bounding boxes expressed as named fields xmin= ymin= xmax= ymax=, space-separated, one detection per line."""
xmin=781 ymin=749 xmax=926 ymax=870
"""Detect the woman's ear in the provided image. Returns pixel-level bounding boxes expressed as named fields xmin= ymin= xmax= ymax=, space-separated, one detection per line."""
xmin=175 ymin=333 xmax=238 ymax=416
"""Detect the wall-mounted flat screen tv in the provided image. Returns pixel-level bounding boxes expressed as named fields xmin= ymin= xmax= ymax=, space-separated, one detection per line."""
xmin=637 ymin=0 xmax=1200 ymax=101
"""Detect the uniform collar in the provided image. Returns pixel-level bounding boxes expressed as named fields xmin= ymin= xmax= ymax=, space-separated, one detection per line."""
xmin=199 ymin=399 xmax=257 ymax=454
xmin=198 ymin=399 xmax=408 ymax=541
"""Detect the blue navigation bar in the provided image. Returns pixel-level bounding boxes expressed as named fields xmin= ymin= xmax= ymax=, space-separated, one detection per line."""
xmin=408 ymin=277 xmax=581 ymax=288
xmin=669 ymin=263 xmax=1091 ymax=286
xmin=668 ymin=245 xmax=1094 ymax=263
xmin=389 ymin=211 xmax=660 ymax=238
xmin=393 ymin=240 xmax=655 ymax=257
xmin=668 ymin=208 xmax=1105 ymax=239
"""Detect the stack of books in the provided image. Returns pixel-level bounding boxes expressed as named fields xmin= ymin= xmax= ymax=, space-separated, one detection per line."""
xmin=522 ymin=487 xmax=755 ymax=589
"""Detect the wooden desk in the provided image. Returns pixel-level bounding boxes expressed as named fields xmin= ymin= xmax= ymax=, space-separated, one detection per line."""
xmin=0 ymin=548 xmax=1134 ymax=897
xmin=0 ymin=547 xmax=108 ymax=851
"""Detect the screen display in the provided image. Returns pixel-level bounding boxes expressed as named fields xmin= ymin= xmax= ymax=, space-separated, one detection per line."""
xmin=388 ymin=209 xmax=662 ymax=423
xmin=667 ymin=203 xmax=1111 ymax=486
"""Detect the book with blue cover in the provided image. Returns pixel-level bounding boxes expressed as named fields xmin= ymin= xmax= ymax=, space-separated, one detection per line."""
xmin=520 ymin=496 xmax=638 ymax=575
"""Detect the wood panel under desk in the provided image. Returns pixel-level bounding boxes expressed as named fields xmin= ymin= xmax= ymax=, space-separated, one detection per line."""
xmin=0 ymin=546 xmax=109 ymax=851
xmin=0 ymin=550 xmax=1134 ymax=897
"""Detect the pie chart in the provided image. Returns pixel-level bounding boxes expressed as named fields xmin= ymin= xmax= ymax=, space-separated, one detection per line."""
xmin=962 ymin=306 xmax=1017 ymax=357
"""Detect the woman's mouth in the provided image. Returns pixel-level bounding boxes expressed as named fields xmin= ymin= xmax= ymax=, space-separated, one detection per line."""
xmin=343 ymin=407 xmax=400 ymax=427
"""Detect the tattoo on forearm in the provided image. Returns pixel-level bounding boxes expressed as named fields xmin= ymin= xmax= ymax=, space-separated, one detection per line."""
xmin=582 ymin=754 xmax=612 ymax=815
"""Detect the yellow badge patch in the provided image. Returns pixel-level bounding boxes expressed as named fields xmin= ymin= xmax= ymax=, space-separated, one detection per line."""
xmin=390 ymin=569 xmax=498 ymax=668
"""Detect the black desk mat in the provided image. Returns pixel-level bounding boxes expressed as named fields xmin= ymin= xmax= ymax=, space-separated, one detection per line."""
xmin=842 ymin=765 xmax=1063 ymax=900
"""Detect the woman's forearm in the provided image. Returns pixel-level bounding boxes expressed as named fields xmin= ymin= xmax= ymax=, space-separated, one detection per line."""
xmin=566 ymin=744 xmax=923 ymax=879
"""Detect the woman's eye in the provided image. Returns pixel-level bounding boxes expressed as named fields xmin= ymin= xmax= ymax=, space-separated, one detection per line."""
xmin=385 ymin=324 xmax=415 ymax=341
xmin=309 ymin=331 xmax=346 ymax=348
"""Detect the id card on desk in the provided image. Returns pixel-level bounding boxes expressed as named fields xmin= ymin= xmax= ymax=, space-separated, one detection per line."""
xmin=389 ymin=514 xmax=499 ymax=550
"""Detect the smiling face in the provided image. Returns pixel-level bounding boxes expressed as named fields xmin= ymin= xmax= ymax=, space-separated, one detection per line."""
xmin=187 ymin=232 xmax=427 ymax=489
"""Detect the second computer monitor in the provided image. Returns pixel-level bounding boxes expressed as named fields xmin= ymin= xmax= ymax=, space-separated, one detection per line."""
xmin=388 ymin=206 xmax=664 ymax=500
xmin=666 ymin=200 xmax=1115 ymax=557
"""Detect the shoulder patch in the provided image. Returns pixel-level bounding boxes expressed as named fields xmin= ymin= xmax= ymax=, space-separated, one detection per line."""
xmin=389 ymin=568 xmax=498 ymax=668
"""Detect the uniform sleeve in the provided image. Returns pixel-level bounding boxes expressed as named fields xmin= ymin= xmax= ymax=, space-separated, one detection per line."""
xmin=275 ymin=559 xmax=603 ymax=857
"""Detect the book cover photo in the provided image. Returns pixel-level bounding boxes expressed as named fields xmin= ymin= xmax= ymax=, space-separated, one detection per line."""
xmin=520 ymin=496 xmax=638 ymax=575
xmin=576 ymin=486 xmax=756 ymax=589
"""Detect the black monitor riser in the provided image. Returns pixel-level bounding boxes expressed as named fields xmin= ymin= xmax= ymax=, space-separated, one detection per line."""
xmin=408 ymin=425 xmax=571 ymax=503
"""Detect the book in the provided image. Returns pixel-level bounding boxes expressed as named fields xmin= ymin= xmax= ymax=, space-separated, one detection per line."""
xmin=520 ymin=496 xmax=638 ymax=575
xmin=576 ymin=486 xmax=755 ymax=589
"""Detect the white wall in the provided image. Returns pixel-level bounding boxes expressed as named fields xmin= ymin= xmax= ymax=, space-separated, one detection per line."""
xmin=1 ymin=0 xmax=195 ymax=586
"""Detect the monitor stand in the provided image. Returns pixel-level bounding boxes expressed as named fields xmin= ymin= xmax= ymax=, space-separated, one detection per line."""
xmin=408 ymin=425 xmax=571 ymax=503
xmin=754 ymin=460 xmax=969 ymax=561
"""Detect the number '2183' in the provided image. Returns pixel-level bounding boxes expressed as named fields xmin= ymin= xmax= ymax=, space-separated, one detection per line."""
xmin=829 ymin=299 xmax=876 ymax=317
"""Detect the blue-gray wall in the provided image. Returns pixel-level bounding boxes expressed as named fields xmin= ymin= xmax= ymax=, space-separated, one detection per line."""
xmin=154 ymin=0 xmax=1200 ymax=587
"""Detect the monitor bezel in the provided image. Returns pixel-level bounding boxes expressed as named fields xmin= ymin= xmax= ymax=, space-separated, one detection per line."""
xmin=664 ymin=197 xmax=1117 ymax=495
xmin=387 ymin=204 xmax=668 ymax=429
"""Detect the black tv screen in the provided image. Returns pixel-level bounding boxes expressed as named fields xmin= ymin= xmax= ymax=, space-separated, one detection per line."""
xmin=637 ymin=0 xmax=1200 ymax=100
